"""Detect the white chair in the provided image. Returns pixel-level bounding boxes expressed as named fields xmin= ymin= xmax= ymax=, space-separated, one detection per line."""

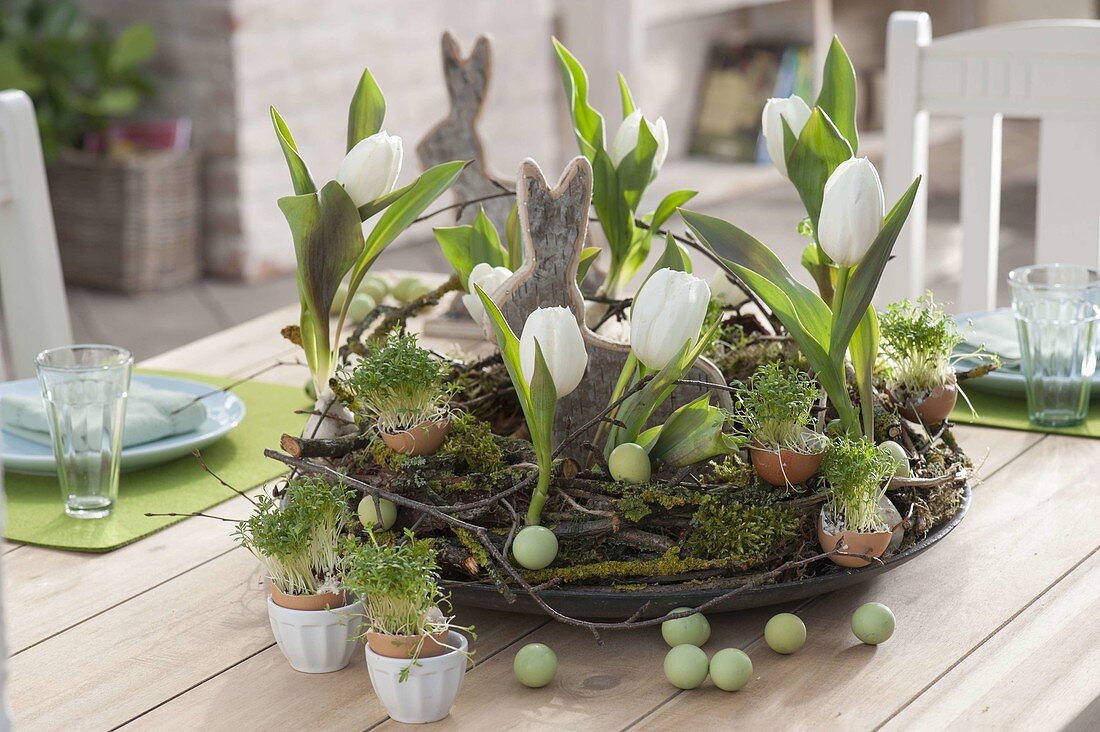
xmin=0 ymin=89 xmax=72 ymax=379
xmin=881 ymin=12 xmax=1100 ymax=312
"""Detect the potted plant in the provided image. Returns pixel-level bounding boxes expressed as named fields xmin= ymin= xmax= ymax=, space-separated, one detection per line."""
xmin=816 ymin=436 xmax=899 ymax=568
xmin=880 ymin=294 xmax=969 ymax=424
xmin=339 ymin=331 xmax=457 ymax=456
xmin=733 ymin=362 xmax=828 ymax=486
xmin=235 ymin=476 xmax=363 ymax=673
xmin=344 ymin=531 xmax=471 ymax=724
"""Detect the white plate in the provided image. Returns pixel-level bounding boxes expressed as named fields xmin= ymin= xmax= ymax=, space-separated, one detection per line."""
xmin=953 ymin=309 xmax=1100 ymax=400
xmin=0 ymin=374 xmax=246 ymax=476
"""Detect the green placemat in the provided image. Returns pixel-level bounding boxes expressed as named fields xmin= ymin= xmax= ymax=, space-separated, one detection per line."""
xmin=3 ymin=371 xmax=309 ymax=552
xmin=950 ymin=388 xmax=1100 ymax=438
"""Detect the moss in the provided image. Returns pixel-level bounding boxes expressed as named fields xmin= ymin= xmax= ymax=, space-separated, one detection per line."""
xmin=685 ymin=502 xmax=799 ymax=562
xmin=611 ymin=482 xmax=714 ymax=523
xmin=524 ymin=547 xmax=725 ymax=585
xmin=701 ymin=455 xmax=754 ymax=487
xmin=439 ymin=413 xmax=504 ymax=473
xmin=370 ymin=441 xmax=409 ymax=471
xmin=611 ymin=583 xmax=648 ymax=592
xmin=873 ymin=402 xmax=903 ymax=443
xmin=451 ymin=527 xmax=490 ymax=569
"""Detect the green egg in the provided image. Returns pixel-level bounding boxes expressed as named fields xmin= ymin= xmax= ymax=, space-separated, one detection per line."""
xmin=512 ymin=525 xmax=558 ymax=570
xmin=357 ymin=495 xmax=397 ymax=530
xmin=851 ymin=602 xmax=895 ymax=645
xmin=347 ymin=293 xmax=377 ymax=322
xmin=304 ymin=379 xmax=317 ymax=401
xmin=330 ymin=281 xmax=351 ymax=315
xmin=608 ymin=443 xmax=651 ymax=484
xmin=392 ymin=276 xmax=431 ymax=303
xmin=360 ymin=275 xmax=390 ymax=303
xmin=514 ymin=643 xmax=557 ymax=688
xmin=709 ymin=648 xmax=752 ymax=692
xmin=878 ymin=441 xmax=911 ymax=478
xmin=661 ymin=607 xmax=711 ymax=648
xmin=663 ymin=644 xmax=709 ymax=690
xmin=764 ymin=613 xmax=806 ymax=655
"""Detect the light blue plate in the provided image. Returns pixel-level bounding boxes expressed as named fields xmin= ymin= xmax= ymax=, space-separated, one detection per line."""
xmin=0 ymin=374 xmax=246 ymax=476
xmin=953 ymin=309 xmax=1100 ymax=400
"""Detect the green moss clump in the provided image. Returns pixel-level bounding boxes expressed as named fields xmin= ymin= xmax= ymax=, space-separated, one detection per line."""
xmin=369 ymin=440 xmax=409 ymax=471
xmin=439 ymin=412 xmax=503 ymax=473
xmin=612 ymin=583 xmax=648 ymax=592
xmin=873 ymin=402 xmax=902 ymax=443
xmin=524 ymin=548 xmax=725 ymax=585
xmin=702 ymin=455 xmax=754 ymax=486
xmin=451 ymin=527 xmax=490 ymax=569
xmin=685 ymin=502 xmax=799 ymax=563
xmin=612 ymin=482 xmax=713 ymax=523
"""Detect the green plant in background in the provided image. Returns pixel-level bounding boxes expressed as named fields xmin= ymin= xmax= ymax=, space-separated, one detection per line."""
xmin=273 ymin=68 xmax=465 ymax=397
xmin=880 ymin=293 xmax=968 ymax=394
xmin=732 ymin=362 xmax=823 ymax=453
xmin=0 ymin=0 xmax=157 ymax=157
xmin=820 ymin=436 xmax=896 ymax=533
xmin=338 ymin=330 xmax=455 ymax=432
xmin=553 ymin=38 xmax=697 ymax=298
xmin=342 ymin=530 xmax=446 ymax=637
xmin=234 ymin=476 xmax=356 ymax=597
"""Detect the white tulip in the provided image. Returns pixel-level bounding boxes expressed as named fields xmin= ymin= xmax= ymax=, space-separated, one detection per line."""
xmin=630 ymin=268 xmax=711 ymax=371
xmin=761 ymin=96 xmax=812 ymax=178
xmin=462 ymin=263 xmax=513 ymax=326
xmin=335 ymin=131 xmax=403 ymax=208
xmin=519 ymin=307 xmax=588 ymax=399
xmin=609 ymin=110 xmax=669 ymax=174
xmin=707 ymin=268 xmax=749 ymax=308
xmin=818 ymin=157 xmax=885 ymax=267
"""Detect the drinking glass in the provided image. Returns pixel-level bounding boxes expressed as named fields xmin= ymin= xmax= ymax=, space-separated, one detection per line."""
xmin=1009 ymin=265 xmax=1100 ymax=427
xmin=34 ymin=345 xmax=133 ymax=518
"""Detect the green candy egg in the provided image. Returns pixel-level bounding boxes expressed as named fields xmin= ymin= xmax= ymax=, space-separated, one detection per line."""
xmin=330 ymin=281 xmax=351 ymax=315
xmin=360 ymin=275 xmax=390 ymax=303
xmin=709 ymin=648 xmax=752 ymax=691
xmin=878 ymin=441 xmax=911 ymax=478
xmin=661 ymin=607 xmax=711 ymax=648
xmin=357 ymin=495 xmax=397 ymax=530
xmin=608 ymin=443 xmax=651 ymax=484
xmin=663 ymin=644 xmax=709 ymax=690
xmin=347 ymin=293 xmax=377 ymax=322
xmin=513 ymin=643 xmax=557 ymax=688
xmin=764 ymin=613 xmax=806 ymax=654
xmin=392 ymin=276 xmax=431 ymax=303
xmin=512 ymin=525 xmax=558 ymax=570
xmin=851 ymin=602 xmax=895 ymax=645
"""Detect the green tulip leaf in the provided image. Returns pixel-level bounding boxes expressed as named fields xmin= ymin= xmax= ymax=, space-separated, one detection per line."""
xmin=552 ymin=38 xmax=605 ymax=160
xmin=577 ymin=246 xmax=601 ymax=285
xmin=109 ymin=23 xmax=156 ymax=72
xmin=356 ymin=178 xmax=417 ymax=221
xmin=618 ymin=73 xmax=636 ymax=119
xmin=815 ymin=37 xmax=859 ymax=154
xmin=505 ymin=202 xmax=524 ymax=270
xmin=651 ymin=189 xmax=697 ymax=232
xmin=271 ymin=106 xmax=316 ymax=196
xmin=785 ymin=108 xmax=853 ymax=231
xmin=616 ymin=112 xmax=659 ymax=209
xmin=434 ymin=226 xmax=475 ymax=287
xmin=347 ymin=67 xmax=386 ymax=151
xmin=474 ymin=283 xmax=531 ymax=415
xmin=850 ymin=306 xmax=879 ymax=438
xmin=470 ymin=207 xmax=508 ymax=270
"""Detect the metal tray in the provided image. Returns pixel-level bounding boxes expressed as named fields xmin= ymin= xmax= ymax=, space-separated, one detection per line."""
xmin=445 ymin=484 xmax=970 ymax=619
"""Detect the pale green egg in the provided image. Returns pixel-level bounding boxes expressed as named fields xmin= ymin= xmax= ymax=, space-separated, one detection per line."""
xmin=608 ymin=443 xmax=651 ymax=484
xmin=878 ymin=441 xmax=912 ymax=478
xmin=514 ymin=643 xmax=557 ymax=688
xmin=663 ymin=644 xmax=709 ymax=690
xmin=360 ymin=275 xmax=390 ymax=303
xmin=512 ymin=525 xmax=558 ymax=569
xmin=357 ymin=495 xmax=397 ymax=530
xmin=661 ymin=607 xmax=710 ymax=648
xmin=764 ymin=613 xmax=806 ymax=654
xmin=330 ymin=281 xmax=351 ymax=315
xmin=392 ymin=276 xmax=431 ymax=303
xmin=347 ymin=293 xmax=377 ymax=322
xmin=709 ymin=648 xmax=752 ymax=691
xmin=851 ymin=602 xmax=895 ymax=645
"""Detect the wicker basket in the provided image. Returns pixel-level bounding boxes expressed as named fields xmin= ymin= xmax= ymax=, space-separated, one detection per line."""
xmin=47 ymin=149 xmax=201 ymax=292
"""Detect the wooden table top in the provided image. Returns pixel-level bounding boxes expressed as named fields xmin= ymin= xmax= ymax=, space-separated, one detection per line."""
xmin=7 ymin=298 xmax=1100 ymax=731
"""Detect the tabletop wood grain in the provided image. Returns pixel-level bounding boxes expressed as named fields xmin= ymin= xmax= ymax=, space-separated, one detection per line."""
xmin=7 ymin=295 xmax=1098 ymax=731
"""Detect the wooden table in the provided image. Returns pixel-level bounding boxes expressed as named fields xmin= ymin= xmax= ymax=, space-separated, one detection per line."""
xmin=7 ymin=300 xmax=1100 ymax=731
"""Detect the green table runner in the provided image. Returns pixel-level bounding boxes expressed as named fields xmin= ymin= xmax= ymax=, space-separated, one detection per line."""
xmin=3 ymin=371 xmax=309 ymax=552
xmin=951 ymin=388 xmax=1100 ymax=438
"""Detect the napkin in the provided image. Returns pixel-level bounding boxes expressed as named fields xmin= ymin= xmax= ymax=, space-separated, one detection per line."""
xmin=1 ymin=382 xmax=207 ymax=448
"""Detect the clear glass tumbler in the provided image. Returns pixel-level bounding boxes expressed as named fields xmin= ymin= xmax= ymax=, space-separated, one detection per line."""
xmin=34 ymin=345 xmax=133 ymax=518
xmin=1009 ymin=265 xmax=1100 ymax=427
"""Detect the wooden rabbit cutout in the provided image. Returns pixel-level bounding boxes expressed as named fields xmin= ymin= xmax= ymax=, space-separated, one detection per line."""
xmin=416 ymin=32 xmax=514 ymax=233
xmin=495 ymin=157 xmax=730 ymax=461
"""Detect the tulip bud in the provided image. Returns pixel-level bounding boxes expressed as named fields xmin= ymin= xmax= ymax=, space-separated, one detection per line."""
xmin=519 ymin=307 xmax=588 ymax=398
xmin=761 ymin=96 xmax=812 ymax=178
xmin=609 ymin=109 xmax=670 ymax=174
xmin=630 ymin=268 xmax=711 ymax=371
xmin=818 ymin=157 xmax=884 ymax=267
xmin=336 ymin=131 xmax=403 ymax=208
xmin=462 ymin=263 xmax=513 ymax=326
xmin=650 ymin=394 xmax=733 ymax=467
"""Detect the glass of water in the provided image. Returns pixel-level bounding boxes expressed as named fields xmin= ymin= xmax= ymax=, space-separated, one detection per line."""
xmin=1009 ymin=265 xmax=1100 ymax=427
xmin=34 ymin=345 xmax=133 ymax=518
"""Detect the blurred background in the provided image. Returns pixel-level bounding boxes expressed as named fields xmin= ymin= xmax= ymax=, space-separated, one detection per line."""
xmin=3 ymin=0 xmax=1097 ymax=359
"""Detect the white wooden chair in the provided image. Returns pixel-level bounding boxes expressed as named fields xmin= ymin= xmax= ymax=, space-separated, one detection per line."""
xmin=0 ymin=90 xmax=72 ymax=379
xmin=881 ymin=12 xmax=1100 ymax=312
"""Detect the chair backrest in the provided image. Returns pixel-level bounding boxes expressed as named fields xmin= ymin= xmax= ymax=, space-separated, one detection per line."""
xmin=0 ymin=90 xmax=72 ymax=379
xmin=881 ymin=12 xmax=1100 ymax=312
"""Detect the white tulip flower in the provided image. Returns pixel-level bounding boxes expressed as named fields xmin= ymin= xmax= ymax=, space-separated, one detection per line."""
xmin=818 ymin=157 xmax=885 ymax=267
xmin=761 ymin=96 xmax=812 ymax=178
xmin=630 ymin=268 xmax=711 ymax=371
xmin=462 ymin=263 xmax=513 ymax=326
xmin=519 ymin=307 xmax=588 ymax=399
xmin=336 ymin=131 xmax=403 ymax=208
xmin=609 ymin=109 xmax=669 ymax=173
xmin=707 ymin=268 xmax=749 ymax=308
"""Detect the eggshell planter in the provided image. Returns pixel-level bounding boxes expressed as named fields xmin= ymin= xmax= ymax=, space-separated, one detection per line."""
xmin=366 ymin=628 xmax=451 ymax=659
xmin=900 ymin=377 xmax=959 ymax=425
xmin=269 ymin=583 xmax=347 ymax=612
xmin=816 ymin=509 xmax=894 ymax=569
xmin=380 ymin=418 xmax=452 ymax=456
xmin=749 ymin=434 xmax=827 ymax=487
xmin=366 ymin=630 xmax=469 ymax=724
xmin=267 ymin=597 xmax=363 ymax=673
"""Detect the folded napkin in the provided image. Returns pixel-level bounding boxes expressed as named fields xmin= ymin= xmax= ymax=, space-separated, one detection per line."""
xmin=957 ymin=310 xmax=1021 ymax=370
xmin=1 ymin=382 xmax=207 ymax=448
